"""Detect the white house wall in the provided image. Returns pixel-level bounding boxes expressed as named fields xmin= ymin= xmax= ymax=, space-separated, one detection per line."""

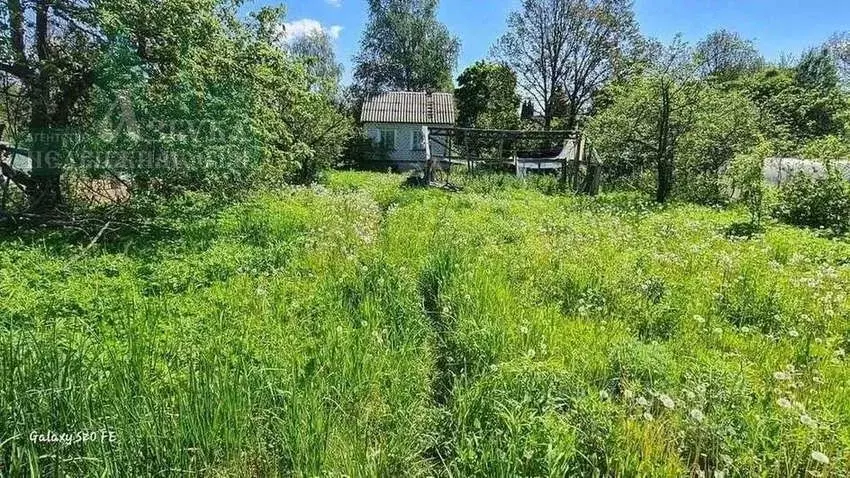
xmin=364 ymin=123 xmax=451 ymax=167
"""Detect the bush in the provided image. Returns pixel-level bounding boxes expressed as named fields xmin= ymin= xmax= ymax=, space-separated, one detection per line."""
xmin=798 ymin=135 xmax=850 ymax=161
xmin=724 ymin=142 xmax=774 ymax=227
xmin=774 ymin=165 xmax=850 ymax=233
xmin=339 ymin=133 xmax=388 ymax=169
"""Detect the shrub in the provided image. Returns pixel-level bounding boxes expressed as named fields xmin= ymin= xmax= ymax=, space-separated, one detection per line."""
xmin=798 ymin=135 xmax=850 ymax=161
xmin=339 ymin=133 xmax=388 ymax=169
xmin=725 ymin=142 xmax=774 ymax=228
xmin=774 ymin=164 xmax=850 ymax=233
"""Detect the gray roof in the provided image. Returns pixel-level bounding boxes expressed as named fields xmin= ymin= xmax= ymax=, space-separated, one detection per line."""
xmin=361 ymin=92 xmax=456 ymax=125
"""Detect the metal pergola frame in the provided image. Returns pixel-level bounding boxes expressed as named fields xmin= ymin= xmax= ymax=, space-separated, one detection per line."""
xmin=422 ymin=126 xmax=602 ymax=194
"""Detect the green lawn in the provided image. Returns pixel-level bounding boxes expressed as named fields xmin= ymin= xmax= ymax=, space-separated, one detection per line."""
xmin=2 ymin=171 xmax=849 ymax=476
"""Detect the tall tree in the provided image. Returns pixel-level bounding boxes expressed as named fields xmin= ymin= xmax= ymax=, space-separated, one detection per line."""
xmin=795 ymin=47 xmax=840 ymax=91
xmin=352 ymin=0 xmax=459 ymax=96
xmin=492 ymin=0 xmax=637 ymax=130
xmin=455 ymin=61 xmax=520 ymax=129
xmin=288 ymin=30 xmax=343 ymax=94
xmin=588 ymin=38 xmax=704 ymax=202
xmin=492 ymin=0 xmax=575 ymax=130
xmin=825 ymin=32 xmax=850 ymax=86
xmin=695 ymin=30 xmax=764 ymax=82
xmin=0 ymin=0 xmax=223 ymax=210
xmin=740 ymin=50 xmax=845 ymax=150
xmin=559 ymin=0 xmax=638 ymax=130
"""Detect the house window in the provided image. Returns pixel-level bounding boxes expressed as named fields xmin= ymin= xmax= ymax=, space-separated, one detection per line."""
xmin=411 ymin=130 xmax=425 ymax=151
xmin=379 ymin=129 xmax=396 ymax=151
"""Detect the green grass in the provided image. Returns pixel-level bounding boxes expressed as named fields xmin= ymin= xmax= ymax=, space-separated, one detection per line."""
xmin=2 ymin=171 xmax=849 ymax=476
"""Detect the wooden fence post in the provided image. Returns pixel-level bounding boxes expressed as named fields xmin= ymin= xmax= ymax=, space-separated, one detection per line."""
xmin=423 ymin=125 xmax=432 ymax=183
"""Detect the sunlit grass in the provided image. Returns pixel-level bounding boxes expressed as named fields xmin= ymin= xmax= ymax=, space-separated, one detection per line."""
xmin=1 ymin=171 xmax=848 ymax=476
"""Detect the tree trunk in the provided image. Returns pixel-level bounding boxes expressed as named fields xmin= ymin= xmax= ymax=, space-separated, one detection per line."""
xmin=655 ymin=84 xmax=673 ymax=203
xmin=27 ymin=79 xmax=64 ymax=212
xmin=23 ymin=0 xmax=64 ymax=212
xmin=656 ymin=154 xmax=673 ymax=203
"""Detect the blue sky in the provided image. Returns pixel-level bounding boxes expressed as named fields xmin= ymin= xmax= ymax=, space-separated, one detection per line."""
xmin=273 ymin=0 xmax=850 ymax=84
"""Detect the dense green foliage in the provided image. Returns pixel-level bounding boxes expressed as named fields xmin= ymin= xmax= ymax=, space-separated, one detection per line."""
xmin=589 ymin=28 xmax=850 ymax=205
xmin=740 ymin=56 xmax=847 ymax=152
xmin=287 ymin=30 xmax=343 ymax=95
xmin=588 ymin=39 xmax=760 ymax=203
xmin=2 ymin=172 xmax=849 ymax=475
xmin=695 ymin=29 xmax=764 ymax=82
xmin=352 ymin=0 xmax=460 ymax=97
xmin=0 ymin=1 xmax=351 ymax=211
xmin=455 ymin=61 xmax=520 ymax=130
xmin=775 ymin=167 xmax=850 ymax=234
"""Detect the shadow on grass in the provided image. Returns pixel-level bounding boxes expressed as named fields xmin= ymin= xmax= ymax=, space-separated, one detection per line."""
xmin=0 ymin=193 xmax=230 ymax=259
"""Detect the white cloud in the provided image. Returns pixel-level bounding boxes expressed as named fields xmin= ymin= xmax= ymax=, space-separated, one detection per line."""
xmin=282 ymin=19 xmax=343 ymax=43
xmin=328 ymin=25 xmax=343 ymax=39
xmin=325 ymin=0 xmax=341 ymax=6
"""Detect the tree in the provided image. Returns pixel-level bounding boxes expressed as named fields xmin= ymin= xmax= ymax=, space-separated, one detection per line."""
xmin=492 ymin=0 xmax=637 ymax=130
xmin=0 ymin=0 xmax=226 ymax=210
xmin=558 ymin=0 xmax=638 ymax=130
xmin=492 ymin=0 xmax=574 ymax=130
xmin=455 ymin=61 xmax=520 ymax=129
xmin=588 ymin=38 xmax=705 ymax=202
xmin=676 ymin=89 xmax=759 ymax=203
xmin=695 ymin=30 xmax=764 ymax=82
xmin=288 ymin=30 xmax=343 ymax=94
xmin=825 ymin=32 xmax=850 ymax=86
xmin=520 ymin=99 xmax=535 ymax=121
xmin=795 ymin=47 xmax=840 ymax=91
xmin=352 ymin=0 xmax=459 ymax=96
xmin=0 ymin=1 xmax=352 ymax=211
xmin=740 ymin=51 xmax=846 ymax=150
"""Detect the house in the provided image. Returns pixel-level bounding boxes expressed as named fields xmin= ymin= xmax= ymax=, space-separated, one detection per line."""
xmin=360 ymin=91 xmax=455 ymax=169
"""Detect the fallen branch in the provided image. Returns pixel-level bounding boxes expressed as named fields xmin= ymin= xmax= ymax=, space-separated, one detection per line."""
xmin=81 ymin=220 xmax=111 ymax=254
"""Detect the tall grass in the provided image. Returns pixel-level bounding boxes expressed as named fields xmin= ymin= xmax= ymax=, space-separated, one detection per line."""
xmin=1 ymin=172 xmax=848 ymax=476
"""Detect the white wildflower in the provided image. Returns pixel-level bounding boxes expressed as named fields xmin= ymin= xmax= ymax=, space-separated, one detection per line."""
xmin=800 ymin=414 xmax=817 ymax=428
xmin=599 ymin=390 xmax=610 ymax=401
xmin=713 ymin=327 xmax=723 ymax=335
xmin=685 ymin=390 xmax=696 ymax=401
xmin=788 ymin=329 xmax=799 ymax=338
xmin=773 ymin=371 xmax=792 ymax=381
xmin=636 ymin=396 xmax=649 ymax=407
xmin=642 ymin=411 xmax=653 ymax=421
xmin=689 ymin=409 xmax=705 ymax=422
xmin=623 ymin=389 xmax=634 ymax=400
xmin=694 ymin=315 xmax=706 ymax=324
xmin=811 ymin=451 xmax=830 ymax=465
xmin=715 ymin=470 xmax=726 ymax=478
xmin=776 ymin=398 xmax=793 ymax=409
xmin=740 ymin=326 xmax=750 ymax=333
xmin=659 ymin=394 xmax=675 ymax=409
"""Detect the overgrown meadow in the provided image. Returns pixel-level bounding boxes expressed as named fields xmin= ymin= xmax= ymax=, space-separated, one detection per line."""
xmin=1 ymin=171 xmax=849 ymax=476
